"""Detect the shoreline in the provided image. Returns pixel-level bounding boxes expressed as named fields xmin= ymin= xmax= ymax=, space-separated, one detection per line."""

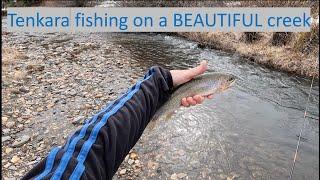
xmin=177 ymin=31 xmax=319 ymax=79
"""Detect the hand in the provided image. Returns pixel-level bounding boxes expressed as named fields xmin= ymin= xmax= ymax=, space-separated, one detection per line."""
xmin=170 ymin=60 xmax=213 ymax=107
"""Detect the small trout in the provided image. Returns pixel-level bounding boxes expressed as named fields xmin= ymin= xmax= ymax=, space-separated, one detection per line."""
xmin=152 ymin=73 xmax=236 ymax=121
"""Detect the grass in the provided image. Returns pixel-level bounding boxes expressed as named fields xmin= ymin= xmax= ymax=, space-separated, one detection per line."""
xmin=179 ymin=30 xmax=319 ymax=78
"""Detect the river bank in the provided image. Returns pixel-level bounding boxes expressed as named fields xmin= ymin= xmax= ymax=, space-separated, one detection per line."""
xmin=117 ymin=0 xmax=319 ymax=78
xmin=177 ymin=29 xmax=319 ymax=78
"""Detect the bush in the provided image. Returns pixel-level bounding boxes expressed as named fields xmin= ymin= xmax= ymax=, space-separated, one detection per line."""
xmin=293 ymin=24 xmax=319 ymax=54
xmin=241 ymin=32 xmax=262 ymax=43
xmin=270 ymin=32 xmax=292 ymax=46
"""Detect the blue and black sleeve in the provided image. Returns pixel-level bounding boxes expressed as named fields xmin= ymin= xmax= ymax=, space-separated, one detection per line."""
xmin=22 ymin=66 xmax=173 ymax=180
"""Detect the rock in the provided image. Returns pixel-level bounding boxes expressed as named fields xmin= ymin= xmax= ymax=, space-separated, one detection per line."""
xmin=69 ymin=89 xmax=77 ymax=96
xmin=220 ymin=174 xmax=228 ymax=179
xmin=11 ymin=89 xmax=22 ymax=94
xmin=9 ymin=165 xmax=17 ymax=170
xmin=36 ymin=107 xmax=44 ymax=112
xmin=177 ymin=173 xmax=187 ymax=179
xmin=5 ymin=121 xmax=15 ymax=128
xmin=119 ymin=169 xmax=127 ymax=175
xmin=2 ymin=136 xmax=11 ymax=143
xmin=170 ymin=173 xmax=178 ymax=180
xmin=128 ymin=159 xmax=134 ymax=165
xmin=19 ymin=87 xmax=29 ymax=93
xmin=4 ymin=163 xmax=11 ymax=168
xmin=124 ymin=155 xmax=129 ymax=162
xmin=3 ymin=128 xmax=10 ymax=134
xmin=47 ymin=102 xmax=55 ymax=108
xmin=95 ymin=93 xmax=103 ymax=98
xmin=227 ymin=175 xmax=236 ymax=180
xmin=129 ymin=152 xmax=138 ymax=160
xmin=12 ymin=135 xmax=30 ymax=147
xmin=2 ymin=116 xmax=8 ymax=123
xmin=26 ymin=64 xmax=45 ymax=72
xmin=72 ymin=116 xmax=85 ymax=125
xmin=5 ymin=148 xmax=13 ymax=154
xmin=10 ymin=156 xmax=21 ymax=164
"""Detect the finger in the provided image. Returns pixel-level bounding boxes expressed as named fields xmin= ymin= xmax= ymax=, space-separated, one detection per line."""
xmin=181 ymin=98 xmax=189 ymax=107
xmin=186 ymin=60 xmax=208 ymax=81
xmin=207 ymin=95 xmax=213 ymax=99
xmin=193 ymin=95 xmax=204 ymax=104
xmin=187 ymin=97 xmax=197 ymax=106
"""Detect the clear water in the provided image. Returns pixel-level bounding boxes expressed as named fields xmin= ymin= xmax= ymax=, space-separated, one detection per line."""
xmin=104 ymin=33 xmax=319 ymax=179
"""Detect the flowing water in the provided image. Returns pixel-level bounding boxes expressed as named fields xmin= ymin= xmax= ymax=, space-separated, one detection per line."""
xmin=2 ymin=14 xmax=318 ymax=178
xmin=102 ymin=33 xmax=319 ymax=179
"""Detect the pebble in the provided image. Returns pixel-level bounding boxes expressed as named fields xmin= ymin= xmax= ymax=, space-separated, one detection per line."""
xmin=119 ymin=169 xmax=127 ymax=175
xmin=177 ymin=173 xmax=187 ymax=179
xmin=69 ymin=89 xmax=77 ymax=96
xmin=5 ymin=148 xmax=13 ymax=154
xmin=128 ymin=159 xmax=134 ymax=165
xmin=72 ymin=116 xmax=85 ymax=125
xmin=10 ymin=156 xmax=20 ymax=164
xmin=129 ymin=152 xmax=138 ymax=160
xmin=3 ymin=128 xmax=10 ymax=134
xmin=19 ymin=87 xmax=30 ymax=93
xmin=12 ymin=135 xmax=30 ymax=147
xmin=171 ymin=173 xmax=178 ymax=180
xmin=5 ymin=121 xmax=15 ymax=128
xmin=2 ymin=25 xmax=148 ymax=179
xmin=2 ymin=116 xmax=8 ymax=123
xmin=2 ymin=136 xmax=11 ymax=143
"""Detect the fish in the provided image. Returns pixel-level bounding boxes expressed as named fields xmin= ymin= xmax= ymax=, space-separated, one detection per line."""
xmin=151 ymin=72 xmax=236 ymax=123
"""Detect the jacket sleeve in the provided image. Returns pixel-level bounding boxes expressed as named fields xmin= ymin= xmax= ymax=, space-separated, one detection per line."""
xmin=22 ymin=66 xmax=173 ymax=180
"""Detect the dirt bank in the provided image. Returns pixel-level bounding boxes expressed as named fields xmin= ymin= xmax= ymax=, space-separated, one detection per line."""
xmin=178 ymin=28 xmax=319 ymax=78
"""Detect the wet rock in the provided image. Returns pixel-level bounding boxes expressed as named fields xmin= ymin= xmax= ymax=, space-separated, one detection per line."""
xmin=12 ymin=135 xmax=30 ymax=147
xmin=72 ymin=116 xmax=85 ymax=125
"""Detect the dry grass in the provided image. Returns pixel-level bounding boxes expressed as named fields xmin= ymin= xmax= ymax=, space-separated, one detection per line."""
xmin=179 ymin=31 xmax=319 ymax=78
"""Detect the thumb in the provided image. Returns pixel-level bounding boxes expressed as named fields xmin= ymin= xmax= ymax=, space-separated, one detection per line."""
xmin=188 ymin=60 xmax=208 ymax=79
